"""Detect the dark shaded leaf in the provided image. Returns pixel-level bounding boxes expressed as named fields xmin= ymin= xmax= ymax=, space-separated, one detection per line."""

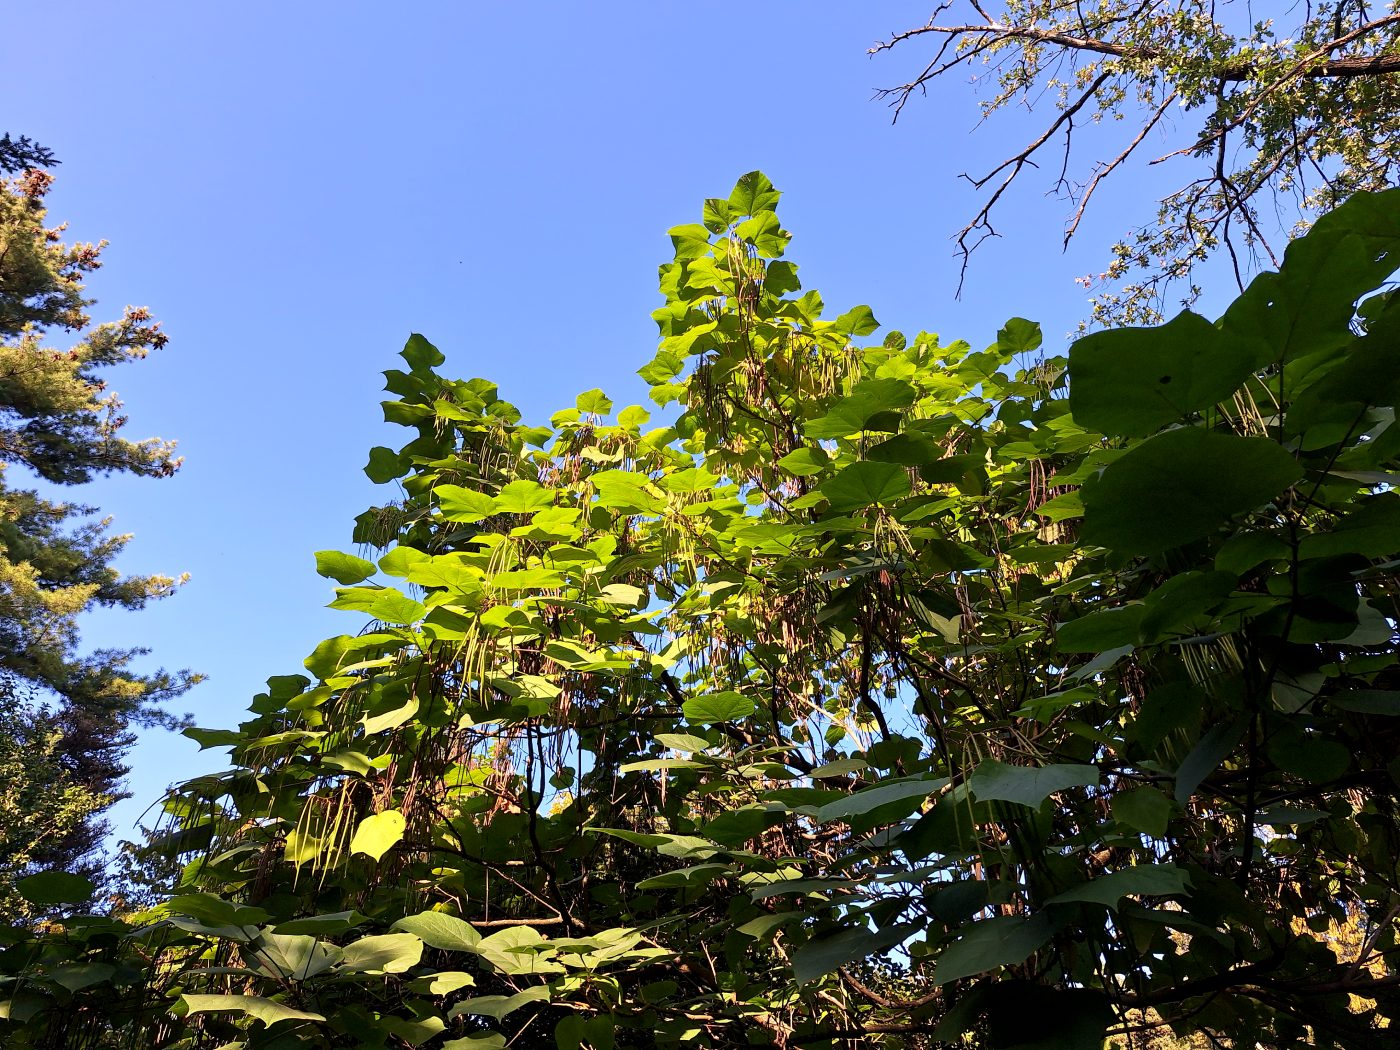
xmin=1082 ymin=429 xmax=1302 ymax=554
xmin=1071 ymin=312 xmax=1255 ymax=438
xmin=933 ymin=914 xmax=1053 ymax=985
xmin=970 ymin=761 xmax=1099 ymax=808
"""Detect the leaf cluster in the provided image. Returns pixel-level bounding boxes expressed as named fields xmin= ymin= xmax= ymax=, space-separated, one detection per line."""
xmin=7 ymin=174 xmax=1400 ymax=1049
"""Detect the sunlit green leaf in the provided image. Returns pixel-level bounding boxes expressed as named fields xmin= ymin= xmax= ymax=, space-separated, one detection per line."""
xmin=805 ymin=378 xmax=916 ymax=439
xmin=337 ymin=933 xmax=423 ymax=974
xmin=392 ymin=911 xmax=481 ymax=951
xmin=315 ymin=550 xmax=376 ymax=585
xmin=820 ymin=461 xmax=911 ymax=512
xmin=182 ymin=994 xmax=324 ymax=1027
xmin=365 ymin=446 xmax=407 ymax=483
xmin=349 ymin=810 xmax=405 ymax=861
xmin=436 ymin=484 xmax=497 ymax=522
xmin=682 ymin=691 xmax=755 ymax=724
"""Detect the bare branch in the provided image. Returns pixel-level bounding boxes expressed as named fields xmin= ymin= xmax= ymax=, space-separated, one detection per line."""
xmin=1064 ymin=90 xmax=1178 ymax=246
xmin=954 ymin=71 xmax=1112 ymax=293
xmin=871 ymin=2 xmax=1400 ymax=324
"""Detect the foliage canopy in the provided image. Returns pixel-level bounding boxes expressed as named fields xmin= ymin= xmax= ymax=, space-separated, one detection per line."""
xmin=6 ymin=173 xmax=1400 ymax=1048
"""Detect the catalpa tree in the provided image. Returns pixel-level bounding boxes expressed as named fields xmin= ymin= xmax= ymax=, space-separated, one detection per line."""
xmin=5 ymin=174 xmax=1400 ymax=1049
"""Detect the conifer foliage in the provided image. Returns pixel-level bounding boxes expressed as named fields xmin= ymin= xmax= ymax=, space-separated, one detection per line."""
xmin=0 ymin=166 xmax=194 ymax=903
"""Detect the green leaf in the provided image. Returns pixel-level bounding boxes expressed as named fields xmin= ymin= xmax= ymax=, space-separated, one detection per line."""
xmin=444 ymin=1036 xmax=507 ymax=1050
xmin=16 ymin=871 xmax=95 ymax=906
xmin=700 ymin=804 xmax=788 ymax=846
xmin=618 ymin=404 xmax=650 ymax=428
xmin=1216 ymin=530 xmax=1289 ymax=575
xmin=1175 ymin=719 xmax=1246 ymax=804
xmin=182 ymin=993 xmax=325 ymax=1027
xmin=392 ymin=911 xmax=481 ymax=951
xmin=365 ymin=446 xmax=407 ymax=483
xmin=274 ymin=911 xmax=363 ymax=936
xmin=1112 ymin=787 xmax=1174 ymax=838
xmin=834 ymin=305 xmax=879 ymax=337
xmin=636 ymin=863 xmax=731 ymax=890
xmin=401 ymin=333 xmax=446 ymax=371
xmin=701 ymin=197 xmax=733 ymax=233
xmin=182 ymin=726 xmax=243 ymax=750
xmin=496 ymin=480 xmax=554 ymax=514
xmin=448 ymin=986 xmax=550 ymax=1021
xmin=362 ymin=695 xmax=419 ymax=735
xmin=329 ymin=586 xmax=425 ymax=624
xmin=815 ymin=778 xmax=949 ymax=823
xmin=494 ymin=567 xmax=568 ymax=591
xmin=1046 ymin=864 xmax=1190 ymax=910
xmin=734 ymin=211 xmax=788 ymax=257
xmin=655 ymin=732 xmax=712 ymax=752
xmin=1332 ymin=690 xmax=1400 ymax=715
xmin=249 ymin=932 xmax=340 ymax=980
xmin=777 ymin=447 xmax=830 ymax=476
xmin=349 ymin=810 xmax=405 ymax=861
xmin=917 ymin=454 xmax=987 ymax=494
xmin=48 ymin=963 xmax=115 ymax=992
xmin=868 ymin=433 xmax=941 ymax=465
xmin=421 ymin=971 xmax=477 ymax=995
xmin=1268 ymin=730 xmax=1350 ymax=783
xmin=791 ymin=922 xmax=920 ymax=984
xmin=1034 ymin=491 xmax=1083 ymax=522
xmin=970 ymin=761 xmax=1099 ymax=808
xmin=1222 ymin=188 xmax=1400 ymax=366
xmin=1055 ymin=606 xmax=1144 ymax=653
xmin=668 ymin=223 xmax=712 ymax=261
xmin=383 ymin=1015 xmax=447 ymax=1047
xmin=473 ymin=926 xmax=566 ymax=975
xmin=683 ymin=691 xmax=754 ymax=724
xmin=637 ymin=350 xmax=683 ymax=385
xmin=1070 ymin=312 xmax=1256 ymax=437
xmin=820 ymin=461 xmax=911 ymax=513
xmin=1137 ymin=570 xmax=1235 ymax=643
xmin=727 ymin=171 xmax=780 ymax=217
xmin=932 ymin=914 xmax=1054 ymax=985
xmin=805 ymin=378 xmax=916 ymax=438
xmin=997 ymin=317 xmax=1043 ymax=354
xmin=585 ymin=828 xmax=721 ymax=859
xmin=576 ymin=388 xmax=613 ymax=415
xmin=337 ymin=932 xmax=423 ymax=974
xmin=593 ymin=470 xmax=664 ymax=514
xmin=1299 ymin=494 xmax=1400 ymax=560
xmin=436 ymin=484 xmax=497 ymax=522
xmin=765 ymin=259 xmax=801 ymax=295
xmin=1286 ymin=320 xmax=1400 ymax=436
xmin=1081 ymin=429 xmax=1302 ymax=554
xmin=380 ymin=547 xmax=481 ymax=589
xmin=315 ymin=550 xmax=376 ymax=585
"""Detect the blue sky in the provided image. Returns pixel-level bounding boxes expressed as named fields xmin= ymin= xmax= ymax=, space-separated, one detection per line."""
xmin=8 ymin=2 xmax=1232 ymax=844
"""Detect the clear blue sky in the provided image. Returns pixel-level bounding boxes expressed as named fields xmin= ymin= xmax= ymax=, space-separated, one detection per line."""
xmin=7 ymin=2 xmax=1230 ymax=845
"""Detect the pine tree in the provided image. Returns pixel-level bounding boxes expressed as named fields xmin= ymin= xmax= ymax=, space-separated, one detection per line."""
xmin=0 ymin=132 xmax=57 ymax=176
xmin=0 ymin=166 xmax=196 ymax=892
